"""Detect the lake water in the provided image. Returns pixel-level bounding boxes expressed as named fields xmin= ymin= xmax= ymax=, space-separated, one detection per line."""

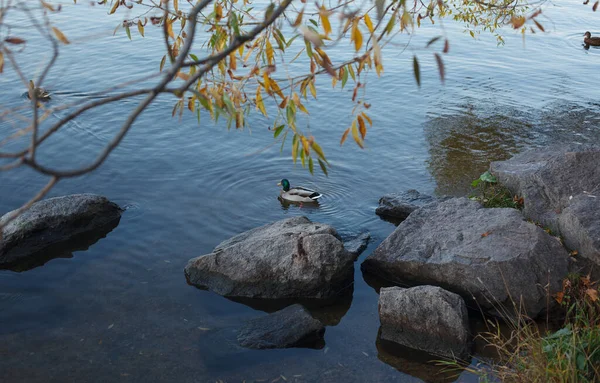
xmin=1 ymin=1 xmax=600 ymax=382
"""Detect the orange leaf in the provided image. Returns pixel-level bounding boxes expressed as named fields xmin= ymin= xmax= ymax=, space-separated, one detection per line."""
xmin=340 ymin=128 xmax=350 ymax=146
xmin=555 ymin=291 xmax=564 ymax=304
xmin=4 ymin=37 xmax=26 ymax=44
xmin=357 ymin=115 xmax=366 ymax=139
xmin=586 ymin=288 xmax=598 ymax=302
xmin=481 ymin=231 xmax=492 ymax=237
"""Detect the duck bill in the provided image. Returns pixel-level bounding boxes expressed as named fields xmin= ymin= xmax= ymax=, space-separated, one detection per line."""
xmin=277 ymin=182 xmax=282 ymax=186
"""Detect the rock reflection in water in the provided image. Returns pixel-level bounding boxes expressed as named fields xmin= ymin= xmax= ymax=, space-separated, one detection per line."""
xmin=1 ymin=217 xmax=121 ymax=272
xmin=376 ymin=332 xmax=472 ymax=383
xmin=227 ymin=285 xmax=353 ymax=326
xmin=425 ymin=108 xmax=533 ymax=197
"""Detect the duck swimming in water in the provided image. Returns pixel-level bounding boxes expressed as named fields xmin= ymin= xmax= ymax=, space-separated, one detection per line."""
xmin=26 ymin=80 xmax=51 ymax=101
xmin=277 ymin=179 xmax=322 ymax=203
xmin=584 ymin=31 xmax=600 ymax=47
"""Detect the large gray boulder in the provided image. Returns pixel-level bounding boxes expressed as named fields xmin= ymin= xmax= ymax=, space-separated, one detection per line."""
xmin=558 ymin=194 xmax=600 ymax=271
xmin=376 ymin=189 xmax=437 ymax=222
xmin=0 ymin=194 xmax=123 ymax=270
xmin=237 ymin=304 xmax=325 ymax=349
xmin=490 ymin=145 xmax=600 ymax=272
xmin=490 ymin=145 xmax=600 ymax=231
xmin=184 ymin=216 xmax=355 ymax=299
xmin=362 ymin=198 xmax=569 ymax=318
xmin=379 ymin=286 xmax=470 ymax=359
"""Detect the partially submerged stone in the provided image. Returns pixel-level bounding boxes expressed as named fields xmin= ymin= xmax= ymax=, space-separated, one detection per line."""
xmin=363 ymin=198 xmax=569 ymax=318
xmin=237 ymin=304 xmax=325 ymax=349
xmin=185 ymin=216 xmax=355 ymax=299
xmin=0 ymin=194 xmax=122 ymax=270
xmin=378 ymin=286 xmax=470 ymax=359
xmin=375 ymin=189 xmax=437 ymax=223
xmin=343 ymin=232 xmax=371 ymax=260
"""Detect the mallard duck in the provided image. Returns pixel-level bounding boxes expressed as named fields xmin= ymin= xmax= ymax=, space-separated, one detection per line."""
xmin=26 ymin=80 xmax=51 ymax=101
xmin=277 ymin=179 xmax=322 ymax=203
xmin=584 ymin=31 xmax=600 ymax=47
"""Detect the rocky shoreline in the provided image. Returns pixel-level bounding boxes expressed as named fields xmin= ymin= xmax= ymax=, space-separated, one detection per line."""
xmin=1 ymin=145 xmax=598 ymax=362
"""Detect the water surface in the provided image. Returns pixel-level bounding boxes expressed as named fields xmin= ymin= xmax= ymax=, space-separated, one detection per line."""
xmin=1 ymin=1 xmax=600 ymax=382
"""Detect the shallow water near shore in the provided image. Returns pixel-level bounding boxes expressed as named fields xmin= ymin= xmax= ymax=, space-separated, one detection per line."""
xmin=1 ymin=1 xmax=600 ymax=382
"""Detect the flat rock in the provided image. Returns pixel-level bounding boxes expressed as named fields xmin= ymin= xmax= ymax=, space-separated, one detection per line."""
xmin=185 ymin=216 xmax=355 ymax=299
xmin=237 ymin=304 xmax=325 ymax=349
xmin=375 ymin=189 xmax=437 ymax=222
xmin=362 ymin=198 xmax=569 ymax=318
xmin=0 ymin=194 xmax=123 ymax=270
xmin=379 ymin=286 xmax=470 ymax=359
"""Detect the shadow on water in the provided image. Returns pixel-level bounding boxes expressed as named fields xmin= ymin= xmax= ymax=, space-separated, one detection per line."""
xmin=1 ymin=217 xmax=121 ymax=272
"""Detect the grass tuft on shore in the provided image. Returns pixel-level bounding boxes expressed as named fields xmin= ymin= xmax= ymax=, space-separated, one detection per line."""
xmin=443 ymin=273 xmax=600 ymax=382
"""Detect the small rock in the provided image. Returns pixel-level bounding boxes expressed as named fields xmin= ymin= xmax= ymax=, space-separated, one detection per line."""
xmin=376 ymin=190 xmax=437 ymax=223
xmin=378 ymin=286 xmax=470 ymax=359
xmin=0 ymin=194 xmax=122 ymax=270
xmin=237 ymin=304 xmax=325 ymax=349
xmin=185 ymin=216 xmax=355 ymax=299
xmin=343 ymin=232 xmax=371 ymax=259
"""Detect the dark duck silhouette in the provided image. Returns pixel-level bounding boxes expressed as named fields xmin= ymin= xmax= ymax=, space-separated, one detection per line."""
xmin=584 ymin=31 xmax=600 ymax=47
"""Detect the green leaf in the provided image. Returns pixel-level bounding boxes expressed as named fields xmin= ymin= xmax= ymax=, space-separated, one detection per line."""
xmin=273 ymin=125 xmax=285 ymax=138
xmin=318 ymin=159 xmax=328 ymax=176
xmin=341 ymin=67 xmax=349 ymax=89
xmin=471 ymin=179 xmax=481 ymax=188
xmin=304 ymin=39 xmax=313 ymax=58
xmin=426 ymin=36 xmax=442 ymax=47
xmin=576 ymin=353 xmax=586 ymax=371
xmin=413 ymin=55 xmax=420 ymax=87
xmin=190 ymin=53 xmax=199 ymax=61
xmin=309 ymin=19 xmax=318 ymax=27
xmin=308 ymin=157 xmax=314 ymax=174
xmin=311 ymin=141 xmax=328 ymax=163
xmin=230 ymin=12 xmax=240 ymax=36
xmin=479 ymin=171 xmax=497 ymax=184
xmin=125 ymin=24 xmax=132 ymax=40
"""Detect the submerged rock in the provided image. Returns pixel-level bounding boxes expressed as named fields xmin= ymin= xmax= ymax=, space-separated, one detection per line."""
xmin=185 ymin=216 xmax=355 ymax=299
xmin=343 ymin=232 xmax=371 ymax=259
xmin=376 ymin=190 xmax=437 ymax=223
xmin=362 ymin=198 xmax=569 ymax=318
xmin=490 ymin=145 xmax=600 ymax=272
xmin=0 ymin=194 xmax=123 ymax=270
xmin=378 ymin=286 xmax=470 ymax=359
xmin=237 ymin=304 xmax=325 ymax=349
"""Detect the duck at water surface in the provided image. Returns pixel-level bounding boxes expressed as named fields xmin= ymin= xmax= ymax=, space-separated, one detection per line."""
xmin=584 ymin=31 xmax=600 ymax=47
xmin=26 ymin=80 xmax=51 ymax=101
xmin=277 ymin=179 xmax=322 ymax=203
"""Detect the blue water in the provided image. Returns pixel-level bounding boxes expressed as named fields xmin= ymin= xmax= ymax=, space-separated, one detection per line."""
xmin=1 ymin=1 xmax=599 ymax=382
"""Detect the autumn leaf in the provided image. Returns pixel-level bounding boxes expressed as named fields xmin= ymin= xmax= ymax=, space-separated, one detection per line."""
xmin=340 ymin=128 xmax=350 ymax=146
xmin=412 ymin=55 xmax=420 ymax=87
xmin=434 ymin=53 xmax=444 ymax=83
xmin=52 ymin=27 xmax=70 ymax=44
xmin=4 ymin=37 xmax=26 ymax=44
xmin=586 ymin=288 xmax=598 ymax=302
xmin=555 ymin=291 xmax=564 ymax=304
xmin=481 ymin=231 xmax=492 ymax=237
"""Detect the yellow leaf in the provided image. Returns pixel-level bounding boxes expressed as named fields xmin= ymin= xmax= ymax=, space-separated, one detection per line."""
xmin=263 ymin=72 xmax=272 ymax=93
xmin=361 ymin=112 xmax=372 ymax=126
xmin=320 ymin=8 xmax=332 ymax=36
xmin=174 ymin=0 xmax=179 ymax=13
xmin=256 ymin=86 xmax=267 ymax=116
xmin=364 ymin=14 xmax=374 ymax=34
xmin=301 ymin=137 xmax=310 ymax=155
xmin=137 ymin=20 xmax=145 ymax=37
xmin=109 ymin=0 xmax=119 ymax=14
xmin=311 ymin=141 xmax=327 ymax=162
xmin=351 ymin=120 xmax=364 ymax=148
xmin=52 ymin=27 xmax=70 ymax=44
xmin=266 ymin=40 xmax=274 ymax=65
xmin=176 ymin=71 xmax=190 ymax=80
xmin=41 ymin=1 xmax=55 ymax=11
xmin=0 ymin=52 xmax=3 ymax=74
xmin=308 ymin=79 xmax=317 ymax=99
xmin=587 ymin=288 xmax=598 ymax=302
xmin=352 ymin=20 xmax=363 ymax=51
xmin=166 ymin=19 xmax=175 ymax=39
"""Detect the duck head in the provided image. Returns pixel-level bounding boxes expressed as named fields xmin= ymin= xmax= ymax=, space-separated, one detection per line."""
xmin=584 ymin=31 xmax=592 ymax=38
xmin=277 ymin=179 xmax=291 ymax=192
